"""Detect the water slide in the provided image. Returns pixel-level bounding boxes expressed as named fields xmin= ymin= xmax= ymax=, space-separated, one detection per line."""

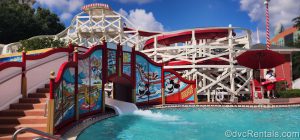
xmin=105 ymin=97 xmax=138 ymax=115
xmin=142 ymin=28 xmax=229 ymax=49
xmin=130 ymin=27 xmax=230 ymax=66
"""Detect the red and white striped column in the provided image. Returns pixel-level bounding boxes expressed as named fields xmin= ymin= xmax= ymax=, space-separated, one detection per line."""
xmin=265 ymin=0 xmax=271 ymax=50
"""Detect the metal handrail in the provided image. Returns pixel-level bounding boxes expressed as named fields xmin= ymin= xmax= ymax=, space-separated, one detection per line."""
xmin=44 ymin=99 xmax=48 ymax=117
xmin=12 ymin=127 xmax=64 ymax=140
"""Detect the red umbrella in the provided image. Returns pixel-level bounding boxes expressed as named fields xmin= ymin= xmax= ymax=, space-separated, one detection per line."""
xmin=237 ymin=0 xmax=286 ymax=70
xmin=236 ymin=49 xmax=285 ymax=69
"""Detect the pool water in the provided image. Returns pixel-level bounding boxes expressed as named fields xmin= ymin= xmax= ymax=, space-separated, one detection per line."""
xmin=77 ymin=108 xmax=300 ymax=140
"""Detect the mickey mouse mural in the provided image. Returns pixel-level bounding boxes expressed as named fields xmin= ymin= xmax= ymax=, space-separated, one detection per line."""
xmin=137 ymin=82 xmax=149 ymax=97
xmin=165 ymin=78 xmax=180 ymax=94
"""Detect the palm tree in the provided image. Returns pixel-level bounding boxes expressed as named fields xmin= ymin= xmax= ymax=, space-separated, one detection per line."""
xmin=293 ymin=16 xmax=300 ymax=29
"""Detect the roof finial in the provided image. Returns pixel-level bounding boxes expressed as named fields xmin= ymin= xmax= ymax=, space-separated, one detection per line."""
xmin=50 ymin=71 xmax=55 ymax=79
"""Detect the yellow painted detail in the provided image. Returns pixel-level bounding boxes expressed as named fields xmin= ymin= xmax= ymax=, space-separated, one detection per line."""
xmin=0 ymin=48 xmax=52 ymax=58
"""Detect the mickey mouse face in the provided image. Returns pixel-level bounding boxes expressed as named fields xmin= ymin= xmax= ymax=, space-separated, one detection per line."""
xmin=165 ymin=79 xmax=180 ymax=93
xmin=138 ymin=83 xmax=146 ymax=95
xmin=138 ymin=82 xmax=145 ymax=88
xmin=166 ymin=79 xmax=171 ymax=84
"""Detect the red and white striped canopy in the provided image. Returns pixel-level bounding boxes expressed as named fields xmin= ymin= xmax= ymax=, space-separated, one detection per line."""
xmin=81 ymin=3 xmax=112 ymax=12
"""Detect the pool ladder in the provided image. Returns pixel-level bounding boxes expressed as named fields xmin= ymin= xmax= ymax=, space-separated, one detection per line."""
xmin=12 ymin=127 xmax=64 ymax=140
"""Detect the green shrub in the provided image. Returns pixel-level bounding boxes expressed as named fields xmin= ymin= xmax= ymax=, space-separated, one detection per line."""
xmin=19 ymin=37 xmax=66 ymax=52
xmin=275 ymin=81 xmax=288 ymax=91
xmin=277 ymin=89 xmax=300 ymax=98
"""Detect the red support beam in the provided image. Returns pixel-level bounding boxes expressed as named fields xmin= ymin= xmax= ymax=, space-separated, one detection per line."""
xmin=131 ymin=46 xmax=136 ymax=103
xmin=73 ymin=47 xmax=79 ymax=120
xmin=21 ymin=48 xmax=27 ymax=98
xmin=68 ymin=43 xmax=74 ymax=61
xmin=102 ymin=40 xmax=108 ymax=113
xmin=161 ymin=64 xmax=165 ymax=105
xmin=49 ymin=71 xmax=55 ymax=100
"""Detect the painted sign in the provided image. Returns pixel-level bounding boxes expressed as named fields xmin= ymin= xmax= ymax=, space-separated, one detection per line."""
xmin=164 ymin=71 xmax=196 ymax=103
xmin=135 ymin=54 xmax=162 ymax=104
xmin=78 ymin=50 xmax=103 ymax=116
xmin=54 ymin=67 xmax=76 ymax=127
xmin=107 ymin=50 xmax=116 ymax=77
xmin=123 ymin=52 xmax=131 ymax=76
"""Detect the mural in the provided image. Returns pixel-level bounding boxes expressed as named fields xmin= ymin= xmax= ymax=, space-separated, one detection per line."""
xmin=54 ymin=67 xmax=75 ymax=127
xmin=0 ymin=56 xmax=22 ymax=62
xmin=78 ymin=57 xmax=90 ymax=115
xmin=51 ymin=44 xmax=196 ymax=132
xmin=89 ymin=50 xmax=102 ymax=111
xmin=107 ymin=50 xmax=116 ymax=77
xmin=164 ymin=71 xmax=195 ymax=103
xmin=54 ymin=82 xmax=62 ymax=127
xmin=135 ymin=55 xmax=162 ymax=104
xmin=78 ymin=50 xmax=103 ymax=115
xmin=123 ymin=52 xmax=131 ymax=76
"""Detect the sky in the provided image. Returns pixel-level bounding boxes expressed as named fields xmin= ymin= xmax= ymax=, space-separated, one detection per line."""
xmin=34 ymin=0 xmax=300 ymax=43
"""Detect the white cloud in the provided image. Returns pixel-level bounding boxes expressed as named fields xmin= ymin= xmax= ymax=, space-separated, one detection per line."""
xmin=119 ymin=8 xmax=128 ymax=17
xmin=240 ymin=0 xmax=300 ymax=30
xmin=60 ymin=12 xmax=72 ymax=21
xmin=117 ymin=0 xmax=153 ymax=4
xmin=119 ymin=8 xmax=164 ymax=31
xmin=36 ymin=0 xmax=84 ymax=21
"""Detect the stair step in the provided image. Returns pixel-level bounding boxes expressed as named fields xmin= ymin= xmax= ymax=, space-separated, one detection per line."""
xmin=19 ymin=98 xmax=47 ymax=104
xmin=0 ymin=133 xmax=42 ymax=140
xmin=36 ymin=88 xmax=49 ymax=93
xmin=10 ymin=103 xmax=46 ymax=110
xmin=0 ymin=124 xmax=46 ymax=134
xmin=0 ymin=109 xmax=45 ymax=116
xmin=0 ymin=116 xmax=47 ymax=125
xmin=45 ymin=84 xmax=50 ymax=88
xmin=28 ymin=93 xmax=49 ymax=98
xmin=0 ymin=83 xmax=50 ymax=139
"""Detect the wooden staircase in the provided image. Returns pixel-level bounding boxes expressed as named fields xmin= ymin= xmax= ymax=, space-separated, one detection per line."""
xmin=0 ymin=84 xmax=50 ymax=140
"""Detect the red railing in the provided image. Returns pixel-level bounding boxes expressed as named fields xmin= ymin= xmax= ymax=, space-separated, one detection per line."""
xmin=0 ymin=61 xmax=24 ymax=71
xmin=0 ymin=44 xmax=75 ymax=98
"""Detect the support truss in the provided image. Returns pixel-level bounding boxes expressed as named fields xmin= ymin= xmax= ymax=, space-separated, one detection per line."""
xmin=140 ymin=27 xmax=253 ymax=102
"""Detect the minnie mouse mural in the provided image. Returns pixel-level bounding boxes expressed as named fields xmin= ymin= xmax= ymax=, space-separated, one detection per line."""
xmin=165 ymin=78 xmax=180 ymax=94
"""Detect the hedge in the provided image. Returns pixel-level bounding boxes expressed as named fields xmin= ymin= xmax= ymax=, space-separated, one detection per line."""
xmin=18 ymin=37 xmax=65 ymax=52
xmin=277 ymin=89 xmax=300 ymax=98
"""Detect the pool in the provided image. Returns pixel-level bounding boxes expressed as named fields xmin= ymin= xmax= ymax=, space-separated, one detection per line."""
xmin=77 ymin=108 xmax=300 ymax=140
